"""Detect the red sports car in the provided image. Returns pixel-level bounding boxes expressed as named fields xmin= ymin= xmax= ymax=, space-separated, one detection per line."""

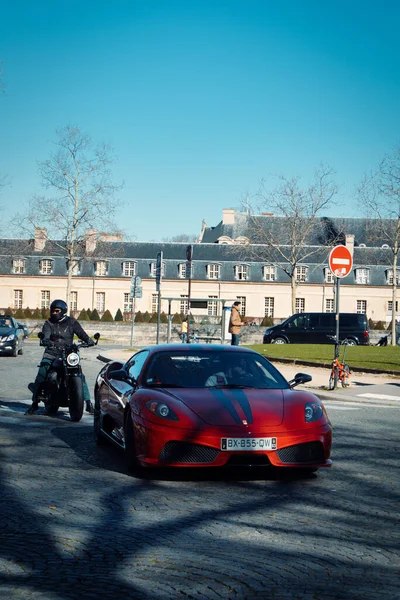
xmin=94 ymin=344 xmax=332 ymax=474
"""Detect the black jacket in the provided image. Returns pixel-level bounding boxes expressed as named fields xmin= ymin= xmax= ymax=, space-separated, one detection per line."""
xmin=41 ymin=317 xmax=91 ymax=359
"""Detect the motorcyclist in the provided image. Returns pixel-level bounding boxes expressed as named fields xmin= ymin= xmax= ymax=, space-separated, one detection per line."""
xmin=25 ymin=299 xmax=95 ymax=415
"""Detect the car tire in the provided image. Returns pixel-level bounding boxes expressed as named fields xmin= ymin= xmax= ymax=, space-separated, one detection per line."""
xmin=12 ymin=346 xmax=18 ymax=357
xmin=124 ymin=411 xmax=140 ymax=473
xmin=18 ymin=345 xmax=24 ymax=355
xmin=344 ymin=338 xmax=357 ymax=346
xmin=272 ymin=337 xmax=287 ymax=344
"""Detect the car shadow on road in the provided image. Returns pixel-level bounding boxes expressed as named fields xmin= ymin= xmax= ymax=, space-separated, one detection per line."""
xmin=52 ymin=425 xmax=319 ymax=484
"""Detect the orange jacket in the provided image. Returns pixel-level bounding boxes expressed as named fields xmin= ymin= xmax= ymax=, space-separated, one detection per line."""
xmin=229 ymin=306 xmax=243 ymax=334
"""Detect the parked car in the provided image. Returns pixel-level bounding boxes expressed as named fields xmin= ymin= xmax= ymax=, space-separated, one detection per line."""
xmin=94 ymin=344 xmax=332 ymax=475
xmin=263 ymin=312 xmax=369 ymax=345
xmin=0 ymin=315 xmax=25 ymax=356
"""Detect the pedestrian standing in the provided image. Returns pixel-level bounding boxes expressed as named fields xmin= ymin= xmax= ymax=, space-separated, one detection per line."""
xmin=181 ymin=318 xmax=188 ymax=343
xmin=229 ymin=301 xmax=244 ymax=346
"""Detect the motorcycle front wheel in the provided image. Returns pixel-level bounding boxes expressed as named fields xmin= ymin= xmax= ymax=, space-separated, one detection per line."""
xmin=68 ymin=376 xmax=84 ymax=422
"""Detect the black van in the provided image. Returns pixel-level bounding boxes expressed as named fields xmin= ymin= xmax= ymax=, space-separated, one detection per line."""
xmin=263 ymin=312 xmax=369 ymax=345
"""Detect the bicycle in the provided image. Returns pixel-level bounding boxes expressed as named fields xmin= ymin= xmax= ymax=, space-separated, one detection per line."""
xmin=328 ymin=338 xmax=351 ymax=390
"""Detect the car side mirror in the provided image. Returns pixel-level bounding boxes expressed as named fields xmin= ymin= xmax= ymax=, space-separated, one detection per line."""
xmin=111 ymin=368 xmax=135 ymax=385
xmin=289 ymin=372 xmax=312 ymax=388
xmin=93 ymin=332 xmax=100 ymax=345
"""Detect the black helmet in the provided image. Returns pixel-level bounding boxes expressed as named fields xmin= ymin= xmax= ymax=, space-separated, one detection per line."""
xmin=50 ymin=299 xmax=68 ymax=322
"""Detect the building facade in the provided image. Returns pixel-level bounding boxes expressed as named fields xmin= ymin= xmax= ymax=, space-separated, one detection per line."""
xmin=0 ymin=210 xmax=398 ymax=324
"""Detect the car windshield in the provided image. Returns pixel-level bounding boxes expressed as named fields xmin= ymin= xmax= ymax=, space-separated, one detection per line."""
xmin=0 ymin=318 xmax=12 ymax=327
xmin=144 ymin=350 xmax=289 ymax=390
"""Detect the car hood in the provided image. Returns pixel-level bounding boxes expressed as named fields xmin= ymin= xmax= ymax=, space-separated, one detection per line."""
xmin=166 ymin=388 xmax=284 ymax=427
xmin=0 ymin=327 xmax=15 ymax=336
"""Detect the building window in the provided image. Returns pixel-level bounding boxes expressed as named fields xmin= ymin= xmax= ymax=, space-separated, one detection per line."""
xmin=386 ymin=270 xmax=400 ymax=285
xmin=96 ymin=292 xmax=105 ymax=312
xmin=14 ymin=290 xmax=23 ymax=309
xmin=40 ymin=259 xmax=53 ymax=274
xmin=12 ymin=259 xmax=25 ymax=274
xmin=357 ymin=300 xmax=367 ymax=314
xmin=324 ymin=268 xmax=334 ymax=283
xmin=207 ymin=264 xmax=220 ymax=279
xmin=151 ymin=294 xmax=158 ymax=313
xmin=95 ymin=261 xmax=108 ymax=276
xmin=325 ymin=299 xmax=334 ymax=313
xmin=388 ymin=300 xmax=399 ymax=312
xmin=41 ymin=290 xmax=50 ymax=309
xmin=180 ymin=295 xmax=188 ymax=314
xmin=178 ymin=263 xmax=187 ymax=278
xmin=150 ymin=262 xmax=166 ymax=277
xmin=295 ymin=266 xmax=308 ymax=282
xmin=122 ymin=261 xmax=136 ymax=277
xmin=234 ymin=265 xmax=248 ymax=281
xmin=264 ymin=297 xmax=274 ymax=317
xmin=263 ymin=266 xmax=276 ymax=281
xmin=207 ymin=296 xmax=218 ymax=316
xmin=236 ymin=296 xmax=246 ymax=316
xmin=70 ymin=291 xmax=78 ymax=311
xmin=124 ymin=293 xmax=132 ymax=312
xmin=355 ymin=268 xmax=369 ymax=284
xmin=295 ymin=298 xmax=305 ymax=313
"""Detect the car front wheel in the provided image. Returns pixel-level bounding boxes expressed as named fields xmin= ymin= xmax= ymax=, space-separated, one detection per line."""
xmin=272 ymin=337 xmax=287 ymax=344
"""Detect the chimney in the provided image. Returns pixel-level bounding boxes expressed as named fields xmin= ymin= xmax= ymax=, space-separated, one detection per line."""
xmin=345 ymin=234 xmax=355 ymax=257
xmin=34 ymin=228 xmax=47 ymax=252
xmin=99 ymin=232 xmax=123 ymax=242
xmin=85 ymin=229 xmax=98 ymax=254
xmin=222 ymin=208 xmax=235 ymax=225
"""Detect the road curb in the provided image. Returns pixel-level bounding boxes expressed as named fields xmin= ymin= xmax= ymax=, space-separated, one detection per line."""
xmin=266 ymin=356 xmax=400 ymax=377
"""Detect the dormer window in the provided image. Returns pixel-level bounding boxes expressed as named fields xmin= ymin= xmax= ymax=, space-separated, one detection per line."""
xmin=355 ymin=268 xmax=369 ymax=284
xmin=207 ymin=264 xmax=220 ymax=279
xmin=40 ymin=259 xmax=53 ymax=275
xmin=178 ymin=263 xmax=187 ymax=278
xmin=234 ymin=264 xmax=248 ymax=281
xmin=150 ymin=261 xmax=166 ymax=277
xmin=386 ymin=269 xmax=400 ymax=285
xmin=12 ymin=259 xmax=26 ymax=274
xmin=295 ymin=266 xmax=308 ymax=282
xmin=263 ymin=265 xmax=276 ymax=281
xmin=324 ymin=268 xmax=334 ymax=283
xmin=122 ymin=261 xmax=136 ymax=277
xmin=95 ymin=261 xmax=108 ymax=276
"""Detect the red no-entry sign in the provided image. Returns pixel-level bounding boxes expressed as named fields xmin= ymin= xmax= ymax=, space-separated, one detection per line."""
xmin=328 ymin=245 xmax=353 ymax=278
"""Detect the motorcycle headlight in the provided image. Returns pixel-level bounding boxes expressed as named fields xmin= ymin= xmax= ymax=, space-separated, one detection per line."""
xmin=305 ymin=401 xmax=324 ymax=423
xmin=6 ymin=334 xmax=15 ymax=341
xmin=67 ymin=352 xmax=80 ymax=366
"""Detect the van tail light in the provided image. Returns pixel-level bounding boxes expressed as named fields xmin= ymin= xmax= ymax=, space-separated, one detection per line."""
xmin=364 ymin=330 xmax=369 ymax=340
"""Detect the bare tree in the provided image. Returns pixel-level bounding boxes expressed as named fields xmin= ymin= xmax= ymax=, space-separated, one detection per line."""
xmin=243 ymin=165 xmax=340 ymax=313
xmin=358 ymin=145 xmax=400 ymax=345
xmin=15 ymin=125 xmax=122 ymax=305
xmin=162 ymin=233 xmax=198 ymax=243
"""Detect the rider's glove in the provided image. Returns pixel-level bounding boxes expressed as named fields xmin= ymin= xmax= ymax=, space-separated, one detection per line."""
xmin=86 ymin=338 xmax=95 ymax=346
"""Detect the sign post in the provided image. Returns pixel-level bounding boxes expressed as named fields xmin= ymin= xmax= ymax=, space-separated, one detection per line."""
xmin=156 ymin=252 xmax=163 ymax=344
xmin=130 ymin=276 xmax=142 ymax=347
xmin=186 ymin=245 xmax=193 ymax=343
xmin=328 ymin=245 xmax=353 ymax=358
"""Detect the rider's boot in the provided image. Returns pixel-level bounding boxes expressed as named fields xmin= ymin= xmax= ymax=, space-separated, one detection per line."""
xmin=25 ymin=388 xmax=40 ymax=415
xmin=85 ymin=400 xmax=94 ymax=414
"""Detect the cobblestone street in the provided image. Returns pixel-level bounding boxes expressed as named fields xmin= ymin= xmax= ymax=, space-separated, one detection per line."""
xmin=0 ymin=343 xmax=399 ymax=599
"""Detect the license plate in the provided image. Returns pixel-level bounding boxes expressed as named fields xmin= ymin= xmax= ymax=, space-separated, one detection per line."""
xmin=221 ymin=437 xmax=277 ymax=451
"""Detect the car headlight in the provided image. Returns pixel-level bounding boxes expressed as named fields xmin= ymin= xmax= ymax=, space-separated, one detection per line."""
xmin=305 ymin=401 xmax=324 ymax=423
xmin=146 ymin=401 xmax=179 ymax=421
xmin=67 ymin=352 xmax=80 ymax=366
xmin=5 ymin=334 xmax=15 ymax=341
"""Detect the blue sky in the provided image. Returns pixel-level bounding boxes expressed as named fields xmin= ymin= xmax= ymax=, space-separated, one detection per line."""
xmin=1 ymin=0 xmax=399 ymax=241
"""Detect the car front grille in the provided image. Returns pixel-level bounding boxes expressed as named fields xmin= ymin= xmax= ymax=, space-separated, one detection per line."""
xmin=159 ymin=441 xmax=219 ymax=464
xmin=277 ymin=441 xmax=325 ymax=464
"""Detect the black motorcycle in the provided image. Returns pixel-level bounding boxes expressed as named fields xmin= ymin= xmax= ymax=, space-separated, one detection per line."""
xmin=36 ymin=332 xmax=100 ymax=421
